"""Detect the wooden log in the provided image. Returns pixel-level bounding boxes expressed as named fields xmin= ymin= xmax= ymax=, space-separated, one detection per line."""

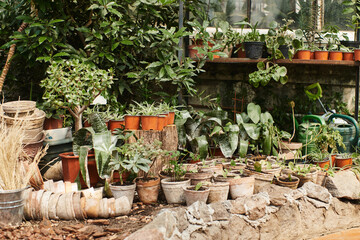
xmin=127 ymin=125 xmax=178 ymax=176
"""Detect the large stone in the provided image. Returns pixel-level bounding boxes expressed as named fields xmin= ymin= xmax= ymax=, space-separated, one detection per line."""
xmin=209 ymin=202 xmax=230 ymax=221
xmin=226 ymin=215 xmax=259 ymax=240
xmin=259 ymin=184 xmax=291 ymax=206
xmin=174 ymin=208 xmax=189 ymax=233
xmin=125 ymin=229 xmax=164 ymax=240
xmin=231 ymin=193 xmax=269 ymax=220
xmin=140 ymin=210 xmax=177 ymax=239
xmin=325 ymin=170 xmax=360 ymax=200
xmin=204 ymin=222 xmax=222 ymax=239
xmin=301 ymin=182 xmax=331 ymax=203
xmin=186 ymin=201 xmax=213 ymax=225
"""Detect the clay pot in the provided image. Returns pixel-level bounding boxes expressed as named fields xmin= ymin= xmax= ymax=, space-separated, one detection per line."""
xmin=296 ymin=50 xmax=311 ymax=60
xmin=56 ymin=192 xmax=75 ymax=220
xmin=141 ymin=115 xmax=159 ymax=130
xmin=335 ymin=155 xmax=352 ymax=170
xmin=329 ymin=51 xmax=343 ymax=60
xmin=354 ymin=49 xmax=360 ymax=61
xmin=23 ymin=188 xmax=33 ymax=220
xmin=112 ymin=171 xmax=130 ymax=184
xmin=208 ymin=182 xmax=229 ymax=203
xmin=115 ymin=196 xmax=132 ymax=215
xmin=44 ymin=116 xmax=64 ymax=130
xmin=310 ymin=51 xmax=315 ymax=59
xmin=293 ymin=169 xmax=318 ymax=187
xmin=108 ymin=198 xmax=116 ymax=218
xmin=59 ymin=152 xmax=101 ymax=188
xmin=34 ymin=190 xmax=44 ymax=220
xmin=222 ymin=162 xmax=246 ymax=171
xmin=228 ymin=175 xmax=255 ymax=199
xmin=343 ymin=52 xmax=354 ymax=61
xmin=40 ymin=191 xmax=52 ymax=219
xmin=48 ymin=193 xmax=61 ymax=220
xmin=183 ymin=186 xmax=210 ymax=206
xmin=110 ymin=183 xmax=136 ymax=206
xmin=109 ymin=119 xmax=125 ymax=132
xmin=314 ymin=158 xmax=330 ymax=170
xmin=185 ymin=172 xmax=212 ymax=186
xmin=157 ymin=115 xmax=166 ymax=131
xmin=81 ymin=187 xmax=103 ymax=200
xmin=136 ymin=177 xmax=161 ymax=204
xmin=52 ymin=181 xmax=66 ymax=193
xmin=161 ymin=178 xmax=190 ymax=204
xmin=181 ymin=163 xmax=198 ymax=172
xmin=275 ymin=175 xmax=300 ymax=189
xmin=85 ymin=198 xmax=100 ymax=218
xmin=188 ymin=45 xmax=204 ymax=58
xmin=124 ymin=115 xmax=140 ymax=130
xmin=99 ymin=198 xmax=109 ymax=219
xmin=316 ymin=171 xmax=328 ymax=186
xmin=159 ymin=113 xmax=169 ymax=126
xmin=198 ymin=164 xmax=223 ymax=176
xmin=73 ymin=192 xmax=85 ymax=219
xmin=314 ymin=51 xmax=329 ymax=60
xmin=235 ymin=44 xmax=246 ymax=58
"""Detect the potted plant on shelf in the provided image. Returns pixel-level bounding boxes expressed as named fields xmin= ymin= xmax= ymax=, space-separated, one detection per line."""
xmin=161 ymin=151 xmax=190 ymax=204
xmin=134 ymin=102 xmax=159 ymax=131
xmin=323 ymin=25 xmax=343 ymax=60
xmin=124 ymin=106 xmax=140 ymax=130
xmin=183 ymin=182 xmax=210 ymax=206
xmin=40 ymin=59 xmax=114 ymax=132
xmin=340 ymin=45 xmax=354 ymax=60
xmin=243 ymin=22 xmax=265 ymax=59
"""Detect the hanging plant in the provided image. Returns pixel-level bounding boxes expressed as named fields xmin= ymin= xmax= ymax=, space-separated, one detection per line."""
xmin=249 ymin=61 xmax=288 ymax=88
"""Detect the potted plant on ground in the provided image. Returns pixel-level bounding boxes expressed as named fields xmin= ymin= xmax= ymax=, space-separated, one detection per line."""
xmin=335 ymin=153 xmax=353 ymax=170
xmin=308 ymin=151 xmax=331 ymax=170
xmin=40 ymin=59 xmax=114 ymax=132
xmin=288 ymin=162 xmax=318 ymax=187
xmin=183 ymin=182 xmax=210 ymax=206
xmin=161 ymin=151 xmax=190 ymax=204
xmin=274 ymin=174 xmax=300 ymax=189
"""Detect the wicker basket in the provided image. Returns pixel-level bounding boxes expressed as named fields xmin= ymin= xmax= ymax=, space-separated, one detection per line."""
xmin=1 ymin=100 xmax=36 ymax=116
xmin=0 ymin=108 xmax=45 ymax=129
xmin=23 ymin=128 xmax=44 ymax=144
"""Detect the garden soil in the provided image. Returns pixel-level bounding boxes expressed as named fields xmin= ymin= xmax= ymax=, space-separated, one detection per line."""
xmin=0 ymin=201 xmax=171 ymax=240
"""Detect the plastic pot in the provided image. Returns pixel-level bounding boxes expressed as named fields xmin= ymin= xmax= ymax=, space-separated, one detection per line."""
xmin=329 ymin=51 xmax=343 ymax=61
xmin=44 ymin=116 xmax=64 ymax=130
xmin=161 ymin=178 xmax=190 ymax=204
xmin=314 ymin=51 xmax=329 ymax=60
xmin=243 ymin=42 xmax=264 ymax=59
xmin=343 ymin=52 xmax=354 ymax=61
xmin=296 ymin=50 xmax=311 ymax=60
xmin=335 ymin=155 xmax=352 ymax=170
xmin=183 ymin=186 xmax=210 ymax=206
xmin=168 ymin=112 xmax=175 ymax=125
xmin=354 ymin=49 xmax=360 ymax=61
xmin=124 ymin=115 xmax=140 ymax=130
xmin=235 ymin=44 xmax=246 ymax=58
xmin=110 ymin=183 xmax=136 ymax=206
xmin=109 ymin=119 xmax=125 ymax=132
xmin=136 ymin=177 xmax=161 ymax=204
xmin=141 ymin=115 xmax=159 ymax=130
xmin=157 ymin=115 xmax=166 ymax=131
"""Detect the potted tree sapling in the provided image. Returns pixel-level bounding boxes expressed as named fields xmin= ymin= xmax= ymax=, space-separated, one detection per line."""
xmin=40 ymin=59 xmax=114 ymax=132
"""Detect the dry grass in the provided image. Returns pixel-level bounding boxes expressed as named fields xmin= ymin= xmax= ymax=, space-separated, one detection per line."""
xmin=0 ymin=112 xmax=47 ymax=190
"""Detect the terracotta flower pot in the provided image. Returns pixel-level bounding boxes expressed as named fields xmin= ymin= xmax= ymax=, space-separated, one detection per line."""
xmin=157 ymin=115 xmax=166 ymax=131
xmin=136 ymin=177 xmax=161 ymax=204
xmin=343 ymin=52 xmax=354 ymax=61
xmin=161 ymin=178 xmax=190 ymax=204
xmin=168 ymin=112 xmax=175 ymax=125
xmin=124 ymin=115 xmax=140 ymax=130
xmin=141 ymin=115 xmax=159 ymax=130
xmin=109 ymin=119 xmax=125 ymax=132
xmin=185 ymin=172 xmax=212 ymax=186
xmin=188 ymin=45 xmax=204 ymax=58
xmin=314 ymin=159 xmax=330 ymax=170
xmin=329 ymin=51 xmax=343 ymax=60
xmin=296 ymin=50 xmax=311 ymax=60
xmin=110 ymin=183 xmax=136 ymax=206
xmin=335 ymin=156 xmax=352 ymax=170
xmin=59 ymin=152 xmax=101 ymax=188
xmin=314 ymin=51 xmax=329 ymax=60
xmin=228 ymin=175 xmax=255 ymax=199
xmin=159 ymin=113 xmax=169 ymax=126
xmin=208 ymin=182 xmax=229 ymax=203
xmin=310 ymin=51 xmax=315 ymax=59
xmin=56 ymin=192 xmax=75 ymax=220
xmin=293 ymin=169 xmax=318 ymax=187
xmin=354 ymin=49 xmax=360 ymax=61
xmin=275 ymin=175 xmax=299 ymax=189
xmin=44 ymin=116 xmax=64 ymax=130
xmin=183 ymin=186 xmax=210 ymax=206
xmin=84 ymin=198 xmax=100 ymax=218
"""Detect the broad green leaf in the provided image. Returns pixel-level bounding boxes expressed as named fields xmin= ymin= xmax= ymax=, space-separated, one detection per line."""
xmin=243 ymin=123 xmax=260 ymax=140
xmin=239 ymin=139 xmax=249 ymax=157
xmin=194 ymin=135 xmax=208 ymax=160
xmin=247 ymin=103 xmax=261 ymax=124
xmin=79 ymin=146 xmax=91 ymax=188
xmin=121 ymin=40 xmax=133 ymax=45
xmin=38 ymin=36 xmax=47 ymax=44
xmin=210 ymin=125 xmax=222 ymax=136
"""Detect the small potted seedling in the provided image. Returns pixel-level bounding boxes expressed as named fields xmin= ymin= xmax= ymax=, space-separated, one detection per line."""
xmin=183 ymin=182 xmax=210 ymax=206
xmin=275 ymin=174 xmax=300 ymax=189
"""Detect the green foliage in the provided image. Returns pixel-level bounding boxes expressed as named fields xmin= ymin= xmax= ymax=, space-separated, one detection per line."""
xmin=243 ymin=22 xmax=264 ymax=42
xmin=194 ymin=182 xmax=203 ymax=191
xmin=249 ymin=61 xmax=288 ymax=88
xmin=288 ymin=162 xmax=315 ymax=176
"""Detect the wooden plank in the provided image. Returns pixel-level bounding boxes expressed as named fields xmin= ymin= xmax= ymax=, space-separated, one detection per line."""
xmin=127 ymin=125 xmax=178 ymax=177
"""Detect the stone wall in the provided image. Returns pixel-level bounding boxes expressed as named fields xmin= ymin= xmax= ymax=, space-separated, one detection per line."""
xmin=189 ymin=62 xmax=357 ymax=114
xmin=126 ymin=174 xmax=360 ymax=240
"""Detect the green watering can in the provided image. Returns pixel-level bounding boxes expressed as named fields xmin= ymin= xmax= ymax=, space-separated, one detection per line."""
xmin=327 ymin=114 xmax=359 ymax=153
xmin=297 ymin=115 xmax=326 ymax=155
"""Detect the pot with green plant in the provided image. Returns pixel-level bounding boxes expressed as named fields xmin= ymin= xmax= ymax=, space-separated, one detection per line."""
xmin=109 ymin=113 xmax=125 ymax=132
xmin=124 ymin=106 xmax=140 ymax=130
xmin=40 ymin=59 xmax=114 ymax=132
xmin=308 ymin=151 xmax=331 ymax=170
xmin=243 ymin=22 xmax=265 ymax=59
xmin=215 ymin=169 xmax=254 ymax=199
xmin=288 ymin=162 xmax=318 ymax=187
xmin=159 ymin=102 xmax=177 ymax=126
xmin=134 ymin=102 xmax=159 ymax=130
xmin=335 ymin=153 xmax=353 ymax=169
xmin=161 ymin=152 xmax=190 ymax=204
xmin=183 ymin=182 xmax=210 ymax=206
xmin=340 ymin=45 xmax=354 ymax=60
xmin=275 ymin=174 xmax=300 ymax=189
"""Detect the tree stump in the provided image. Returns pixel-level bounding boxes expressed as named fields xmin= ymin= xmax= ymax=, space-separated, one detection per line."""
xmin=127 ymin=125 xmax=178 ymax=176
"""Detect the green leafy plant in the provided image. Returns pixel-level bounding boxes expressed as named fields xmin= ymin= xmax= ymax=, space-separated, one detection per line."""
xmin=243 ymin=22 xmax=265 ymax=42
xmin=40 ymin=59 xmax=114 ymax=132
xmin=164 ymin=151 xmax=187 ymax=181
xmin=194 ymin=182 xmax=203 ymax=191
xmin=288 ymin=162 xmax=315 ymax=176
xmin=249 ymin=61 xmax=288 ymax=88
xmin=342 ymin=0 xmax=360 ymax=39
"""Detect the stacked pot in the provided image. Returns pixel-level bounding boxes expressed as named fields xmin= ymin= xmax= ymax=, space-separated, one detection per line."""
xmin=23 ymin=188 xmax=131 ymax=220
xmin=0 ymin=101 xmax=45 ymax=159
xmin=124 ymin=111 xmax=175 ymax=131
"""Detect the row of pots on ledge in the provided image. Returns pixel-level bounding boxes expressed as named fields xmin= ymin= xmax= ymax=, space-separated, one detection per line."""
xmin=122 ymin=112 xmax=175 ymax=131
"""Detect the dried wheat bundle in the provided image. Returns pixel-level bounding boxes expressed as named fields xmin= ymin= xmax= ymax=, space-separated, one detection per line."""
xmin=0 ymin=114 xmax=47 ymax=190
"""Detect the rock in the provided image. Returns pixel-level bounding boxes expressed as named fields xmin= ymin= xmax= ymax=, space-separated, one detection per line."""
xmin=259 ymin=184 xmax=291 ymax=206
xmin=209 ymin=202 xmax=230 ymax=221
xmin=190 ymin=231 xmax=209 ymax=240
xmin=186 ymin=201 xmax=213 ymax=224
xmin=140 ymin=210 xmax=177 ymax=239
xmin=174 ymin=208 xmax=189 ymax=233
xmin=125 ymin=229 xmax=164 ymax=240
xmin=325 ymin=170 xmax=360 ymax=200
xmin=204 ymin=222 xmax=222 ymax=239
xmin=226 ymin=215 xmax=260 ymax=239
xmin=231 ymin=193 xmax=269 ymax=220
xmin=301 ymin=182 xmax=331 ymax=203
xmin=289 ymin=189 xmax=304 ymax=200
